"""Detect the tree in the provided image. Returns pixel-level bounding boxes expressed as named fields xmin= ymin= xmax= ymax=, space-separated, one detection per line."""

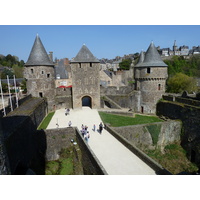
xmin=167 ymin=72 xmax=197 ymax=94
xmin=12 ymin=65 xmax=24 ymax=78
xmin=119 ymin=58 xmax=132 ymax=70
xmin=21 ymin=79 xmax=27 ymax=93
xmin=0 ymin=68 xmax=14 ymax=79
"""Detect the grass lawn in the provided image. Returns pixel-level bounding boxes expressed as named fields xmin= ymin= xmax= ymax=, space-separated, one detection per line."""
xmin=98 ymin=112 xmax=163 ymax=127
xmin=37 ymin=111 xmax=55 ymax=130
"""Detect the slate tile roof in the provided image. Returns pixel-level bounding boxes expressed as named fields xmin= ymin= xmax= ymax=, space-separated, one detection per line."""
xmin=71 ymin=44 xmax=99 ymax=63
xmin=136 ymin=42 xmax=167 ymax=67
xmin=25 ymin=35 xmax=54 ymax=66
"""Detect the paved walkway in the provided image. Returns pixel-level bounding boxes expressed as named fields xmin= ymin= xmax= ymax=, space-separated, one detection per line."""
xmin=47 ymin=107 xmax=156 ymax=175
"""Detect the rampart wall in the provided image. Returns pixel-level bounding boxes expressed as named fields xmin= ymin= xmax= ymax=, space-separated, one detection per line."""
xmin=112 ymin=121 xmax=181 ymax=152
xmin=157 ymin=97 xmax=200 ymax=167
xmin=54 ymin=87 xmax=72 ymax=109
xmin=1 ymin=97 xmax=48 ymax=174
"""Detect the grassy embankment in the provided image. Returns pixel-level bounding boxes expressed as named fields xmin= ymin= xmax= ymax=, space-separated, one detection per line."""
xmin=98 ymin=112 xmax=198 ymax=174
xmin=37 ymin=111 xmax=55 ymax=130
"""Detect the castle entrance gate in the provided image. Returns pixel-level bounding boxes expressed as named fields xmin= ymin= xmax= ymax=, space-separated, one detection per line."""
xmin=82 ymin=96 xmax=92 ymax=108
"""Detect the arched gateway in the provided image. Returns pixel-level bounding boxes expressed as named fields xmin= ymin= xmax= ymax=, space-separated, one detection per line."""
xmin=82 ymin=96 xmax=92 ymax=108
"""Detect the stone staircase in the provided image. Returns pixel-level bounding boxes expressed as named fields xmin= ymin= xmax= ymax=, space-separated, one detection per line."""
xmin=102 ymin=95 xmax=122 ymax=109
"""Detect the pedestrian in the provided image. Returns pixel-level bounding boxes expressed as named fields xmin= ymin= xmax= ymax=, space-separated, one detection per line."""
xmin=68 ymin=121 xmax=72 ymax=127
xmin=67 ymin=108 xmax=70 ymax=115
xmin=65 ymin=108 xmax=68 ymax=116
xmin=84 ymin=131 xmax=90 ymax=143
xmin=93 ymin=124 xmax=96 ymax=132
xmin=99 ymin=122 xmax=103 ymax=134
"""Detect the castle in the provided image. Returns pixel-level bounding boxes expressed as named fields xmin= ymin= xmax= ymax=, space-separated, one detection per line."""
xmin=24 ymin=35 xmax=168 ymax=114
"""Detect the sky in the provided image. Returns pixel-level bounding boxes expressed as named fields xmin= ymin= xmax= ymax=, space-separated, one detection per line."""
xmin=1 ymin=25 xmax=200 ymax=62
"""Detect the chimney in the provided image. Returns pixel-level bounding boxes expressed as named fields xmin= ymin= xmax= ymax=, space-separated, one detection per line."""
xmin=49 ymin=51 xmax=53 ymax=62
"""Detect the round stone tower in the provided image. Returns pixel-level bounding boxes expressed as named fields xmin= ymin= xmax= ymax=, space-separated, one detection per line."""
xmin=24 ymin=35 xmax=55 ymax=109
xmin=134 ymin=42 xmax=168 ymax=114
xmin=70 ymin=44 xmax=100 ymax=109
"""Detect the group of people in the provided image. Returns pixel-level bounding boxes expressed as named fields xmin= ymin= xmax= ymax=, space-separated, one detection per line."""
xmin=80 ymin=122 xmax=104 ymax=143
xmin=81 ymin=124 xmax=90 ymax=142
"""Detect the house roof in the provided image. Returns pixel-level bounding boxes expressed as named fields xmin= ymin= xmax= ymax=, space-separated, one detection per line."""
xmin=70 ymin=44 xmax=99 ymax=63
xmin=136 ymin=42 xmax=168 ymax=67
xmin=25 ymin=34 xmax=54 ymax=66
xmin=54 ymin=59 xmax=68 ymax=79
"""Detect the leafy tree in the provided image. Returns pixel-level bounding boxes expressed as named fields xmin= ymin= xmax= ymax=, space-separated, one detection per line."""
xmin=0 ymin=68 xmax=14 ymax=79
xmin=119 ymin=58 xmax=132 ymax=70
xmin=167 ymin=72 xmax=197 ymax=94
xmin=12 ymin=65 xmax=24 ymax=78
xmin=164 ymin=55 xmax=200 ymax=77
xmin=21 ymin=79 xmax=27 ymax=93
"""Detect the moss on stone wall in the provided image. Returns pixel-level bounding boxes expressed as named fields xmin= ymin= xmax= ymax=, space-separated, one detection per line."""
xmin=146 ymin=124 xmax=161 ymax=146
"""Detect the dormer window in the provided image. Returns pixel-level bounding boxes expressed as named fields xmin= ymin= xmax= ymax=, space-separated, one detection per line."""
xmin=147 ymin=67 xmax=151 ymax=74
xmin=56 ymin=74 xmax=60 ymax=79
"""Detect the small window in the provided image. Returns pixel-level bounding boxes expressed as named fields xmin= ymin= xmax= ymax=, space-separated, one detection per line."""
xmin=31 ymin=69 xmax=34 ymax=73
xmin=47 ymin=74 xmax=50 ymax=78
xmin=79 ymin=63 xmax=81 ymax=68
xmin=90 ymin=63 xmax=92 ymax=67
xmin=158 ymin=84 xmax=161 ymax=90
xmin=147 ymin=67 xmax=151 ymax=74
xmin=41 ymin=71 xmax=44 ymax=74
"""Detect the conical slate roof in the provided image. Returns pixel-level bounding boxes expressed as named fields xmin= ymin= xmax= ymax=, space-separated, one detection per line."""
xmin=25 ymin=35 xmax=54 ymax=66
xmin=135 ymin=51 xmax=145 ymax=67
xmin=138 ymin=42 xmax=167 ymax=67
xmin=71 ymin=44 xmax=99 ymax=63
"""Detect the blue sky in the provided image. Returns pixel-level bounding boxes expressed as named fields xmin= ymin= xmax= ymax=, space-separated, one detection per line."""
xmin=1 ymin=25 xmax=200 ymax=62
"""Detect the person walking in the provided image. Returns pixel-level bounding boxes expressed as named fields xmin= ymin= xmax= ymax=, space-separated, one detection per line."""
xmin=68 ymin=121 xmax=72 ymax=127
xmin=67 ymin=108 xmax=70 ymax=115
xmin=93 ymin=124 xmax=96 ymax=132
xmin=99 ymin=122 xmax=103 ymax=134
xmin=65 ymin=108 xmax=68 ymax=116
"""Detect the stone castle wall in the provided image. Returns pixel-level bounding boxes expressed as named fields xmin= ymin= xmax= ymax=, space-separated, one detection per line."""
xmin=45 ymin=127 xmax=106 ymax=175
xmin=135 ymin=67 xmax=168 ymax=79
xmin=112 ymin=121 xmax=181 ymax=152
xmin=157 ymin=98 xmax=200 ymax=167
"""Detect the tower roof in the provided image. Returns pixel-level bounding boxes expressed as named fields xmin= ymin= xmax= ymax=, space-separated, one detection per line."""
xmin=137 ymin=42 xmax=167 ymax=67
xmin=135 ymin=51 xmax=145 ymax=67
xmin=71 ymin=44 xmax=100 ymax=63
xmin=25 ymin=35 xmax=54 ymax=66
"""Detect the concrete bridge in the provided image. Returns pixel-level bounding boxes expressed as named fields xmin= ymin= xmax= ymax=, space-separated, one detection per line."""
xmin=47 ymin=107 xmax=157 ymax=175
